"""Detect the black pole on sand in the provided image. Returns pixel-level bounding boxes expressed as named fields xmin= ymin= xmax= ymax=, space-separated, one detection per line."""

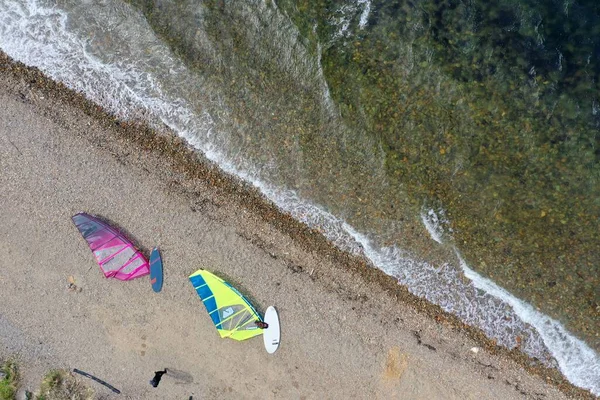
xmin=72 ymin=368 xmax=121 ymax=394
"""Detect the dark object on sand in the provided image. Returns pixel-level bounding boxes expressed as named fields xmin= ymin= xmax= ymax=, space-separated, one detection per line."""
xmin=72 ymin=368 xmax=121 ymax=394
xmin=149 ymin=369 xmax=167 ymax=388
xmin=255 ymin=320 xmax=269 ymax=329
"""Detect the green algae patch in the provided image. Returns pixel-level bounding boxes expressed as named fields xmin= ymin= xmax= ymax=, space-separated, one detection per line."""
xmin=0 ymin=360 xmax=19 ymax=400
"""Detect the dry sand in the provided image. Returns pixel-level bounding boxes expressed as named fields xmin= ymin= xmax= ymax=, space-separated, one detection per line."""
xmin=0 ymin=58 xmax=592 ymax=399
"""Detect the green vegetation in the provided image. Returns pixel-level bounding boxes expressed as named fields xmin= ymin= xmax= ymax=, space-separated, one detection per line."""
xmin=0 ymin=360 xmax=18 ymax=400
xmin=36 ymin=370 xmax=92 ymax=400
xmin=0 ymin=361 xmax=92 ymax=400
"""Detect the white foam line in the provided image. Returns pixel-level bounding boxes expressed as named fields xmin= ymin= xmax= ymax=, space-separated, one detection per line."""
xmin=357 ymin=0 xmax=371 ymax=29
xmin=329 ymin=0 xmax=371 ymax=41
xmin=421 ymin=210 xmax=599 ymax=395
xmin=457 ymin=254 xmax=600 ymax=395
xmin=344 ymin=217 xmax=599 ymax=395
xmin=421 ymin=209 xmax=443 ymax=244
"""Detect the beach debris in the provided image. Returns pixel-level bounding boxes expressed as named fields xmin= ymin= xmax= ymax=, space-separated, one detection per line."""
xmin=515 ymin=336 xmax=522 ymax=347
xmin=72 ymin=368 xmax=120 ymax=394
xmin=72 ymin=213 xmax=149 ymax=280
xmin=477 ymin=360 xmax=498 ymax=370
xmin=470 ymin=347 xmax=480 ymax=354
xmin=287 ymin=263 xmax=304 ymax=274
xmin=412 ymin=330 xmax=437 ymax=351
xmin=189 ymin=269 xmax=264 ymax=342
xmin=67 ymin=276 xmax=82 ymax=292
xmin=7 ymin=136 xmax=22 ymax=156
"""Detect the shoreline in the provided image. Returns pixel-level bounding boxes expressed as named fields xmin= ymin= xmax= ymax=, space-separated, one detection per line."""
xmin=0 ymin=51 xmax=594 ymax=398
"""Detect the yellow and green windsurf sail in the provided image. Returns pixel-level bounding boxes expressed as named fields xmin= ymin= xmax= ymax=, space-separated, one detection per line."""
xmin=189 ymin=269 xmax=263 ymax=341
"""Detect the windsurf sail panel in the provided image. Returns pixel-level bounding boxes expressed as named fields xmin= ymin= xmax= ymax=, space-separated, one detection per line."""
xmin=189 ymin=269 xmax=263 ymax=341
xmin=72 ymin=213 xmax=149 ymax=280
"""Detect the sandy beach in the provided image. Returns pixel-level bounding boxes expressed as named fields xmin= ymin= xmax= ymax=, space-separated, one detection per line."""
xmin=0 ymin=56 xmax=593 ymax=399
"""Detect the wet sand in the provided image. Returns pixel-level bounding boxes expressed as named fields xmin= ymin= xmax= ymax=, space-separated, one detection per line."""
xmin=0 ymin=54 xmax=594 ymax=399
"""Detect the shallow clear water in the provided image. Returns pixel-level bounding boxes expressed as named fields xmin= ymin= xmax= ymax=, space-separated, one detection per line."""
xmin=0 ymin=0 xmax=598 ymax=394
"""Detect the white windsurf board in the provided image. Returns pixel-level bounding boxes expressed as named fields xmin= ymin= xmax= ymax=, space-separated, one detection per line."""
xmin=263 ymin=306 xmax=280 ymax=354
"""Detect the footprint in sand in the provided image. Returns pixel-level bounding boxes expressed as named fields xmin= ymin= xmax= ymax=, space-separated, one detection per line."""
xmin=141 ymin=335 xmax=147 ymax=356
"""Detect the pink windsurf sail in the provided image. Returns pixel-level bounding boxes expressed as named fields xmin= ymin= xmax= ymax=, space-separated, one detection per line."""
xmin=72 ymin=213 xmax=149 ymax=280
